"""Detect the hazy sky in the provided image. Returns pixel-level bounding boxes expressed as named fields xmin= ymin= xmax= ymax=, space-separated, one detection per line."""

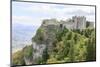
xmin=12 ymin=1 xmax=95 ymax=26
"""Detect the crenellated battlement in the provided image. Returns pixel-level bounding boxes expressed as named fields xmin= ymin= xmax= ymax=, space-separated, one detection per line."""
xmin=42 ymin=16 xmax=93 ymax=30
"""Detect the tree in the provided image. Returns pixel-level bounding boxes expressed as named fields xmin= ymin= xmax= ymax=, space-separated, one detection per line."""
xmin=12 ymin=50 xmax=25 ymax=65
xmin=41 ymin=47 xmax=49 ymax=64
xmin=86 ymin=29 xmax=96 ymax=61
xmin=23 ymin=45 xmax=33 ymax=58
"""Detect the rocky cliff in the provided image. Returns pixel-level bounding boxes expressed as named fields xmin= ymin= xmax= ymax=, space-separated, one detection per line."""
xmin=12 ymin=18 xmax=95 ymax=66
xmin=31 ymin=19 xmax=62 ymax=64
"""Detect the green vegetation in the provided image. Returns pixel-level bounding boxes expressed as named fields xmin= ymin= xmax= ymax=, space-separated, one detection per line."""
xmin=47 ymin=28 xmax=96 ymax=63
xmin=36 ymin=47 xmax=49 ymax=64
xmin=12 ymin=45 xmax=33 ymax=65
xmin=32 ymin=28 xmax=45 ymax=44
xmin=12 ymin=23 xmax=96 ymax=65
xmin=23 ymin=45 xmax=33 ymax=58
xmin=12 ymin=50 xmax=25 ymax=65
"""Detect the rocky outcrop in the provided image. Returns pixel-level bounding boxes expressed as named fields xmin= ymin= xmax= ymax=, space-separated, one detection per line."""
xmin=32 ymin=42 xmax=46 ymax=64
xmin=16 ymin=17 xmax=94 ymax=65
xmin=31 ymin=18 xmax=94 ymax=64
xmin=30 ymin=19 xmax=61 ymax=64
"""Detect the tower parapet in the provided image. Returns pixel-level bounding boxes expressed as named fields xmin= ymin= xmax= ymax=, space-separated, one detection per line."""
xmin=42 ymin=16 xmax=89 ymax=30
xmin=72 ymin=16 xmax=86 ymax=29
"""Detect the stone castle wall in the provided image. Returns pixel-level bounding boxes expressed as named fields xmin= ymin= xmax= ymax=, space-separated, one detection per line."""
xmin=42 ymin=16 xmax=94 ymax=30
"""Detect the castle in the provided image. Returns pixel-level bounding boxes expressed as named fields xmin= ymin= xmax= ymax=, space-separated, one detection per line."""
xmin=60 ymin=16 xmax=86 ymax=29
xmin=42 ymin=16 xmax=94 ymax=30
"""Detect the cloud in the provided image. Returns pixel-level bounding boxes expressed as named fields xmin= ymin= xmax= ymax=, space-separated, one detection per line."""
xmin=22 ymin=2 xmax=95 ymax=18
xmin=12 ymin=16 xmax=42 ymax=26
xmin=67 ymin=9 xmax=95 ymax=16
xmin=12 ymin=1 xmax=95 ymax=25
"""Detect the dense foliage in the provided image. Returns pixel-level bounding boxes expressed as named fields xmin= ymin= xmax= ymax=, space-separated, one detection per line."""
xmin=12 ymin=45 xmax=33 ymax=66
xmin=12 ymin=27 xmax=96 ymax=65
xmin=12 ymin=50 xmax=25 ymax=65
xmin=47 ymin=28 xmax=96 ymax=63
xmin=23 ymin=45 xmax=33 ymax=58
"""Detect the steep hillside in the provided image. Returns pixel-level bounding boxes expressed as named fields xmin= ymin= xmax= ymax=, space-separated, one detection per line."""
xmin=12 ymin=19 xmax=96 ymax=66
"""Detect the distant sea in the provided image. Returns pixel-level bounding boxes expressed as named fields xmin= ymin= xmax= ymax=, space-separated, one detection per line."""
xmin=12 ymin=23 xmax=39 ymax=53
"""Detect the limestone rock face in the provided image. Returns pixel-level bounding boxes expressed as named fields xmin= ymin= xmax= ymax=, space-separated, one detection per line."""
xmin=32 ymin=42 xmax=46 ymax=64
xmin=24 ymin=56 xmax=33 ymax=65
xmin=32 ymin=19 xmax=60 ymax=56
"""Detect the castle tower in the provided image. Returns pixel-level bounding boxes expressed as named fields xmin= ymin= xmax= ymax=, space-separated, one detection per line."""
xmin=72 ymin=16 xmax=86 ymax=29
xmin=72 ymin=16 xmax=78 ymax=29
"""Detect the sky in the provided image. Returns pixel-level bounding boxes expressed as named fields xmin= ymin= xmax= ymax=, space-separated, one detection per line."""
xmin=12 ymin=1 xmax=95 ymax=26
